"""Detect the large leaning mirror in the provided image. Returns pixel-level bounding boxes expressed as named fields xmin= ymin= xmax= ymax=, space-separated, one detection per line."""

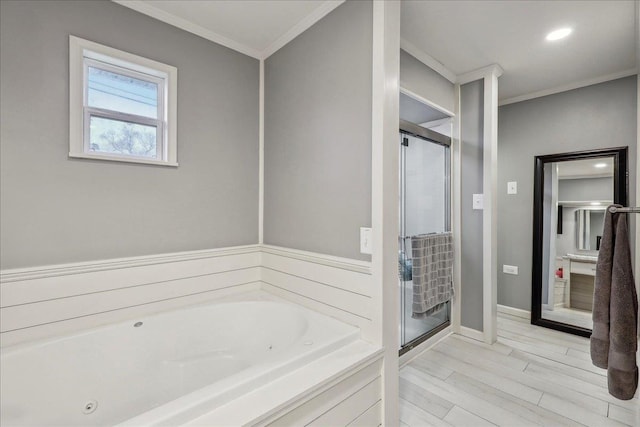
xmin=532 ymin=147 xmax=629 ymax=337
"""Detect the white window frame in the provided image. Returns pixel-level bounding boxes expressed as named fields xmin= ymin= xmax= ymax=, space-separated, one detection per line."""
xmin=69 ymin=35 xmax=178 ymax=166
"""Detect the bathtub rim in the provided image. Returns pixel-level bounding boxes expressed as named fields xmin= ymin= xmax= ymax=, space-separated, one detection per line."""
xmin=120 ymin=340 xmax=383 ymax=426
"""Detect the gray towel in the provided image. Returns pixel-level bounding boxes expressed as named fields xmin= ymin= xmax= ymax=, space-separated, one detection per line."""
xmin=590 ymin=205 xmax=638 ymax=400
xmin=411 ymin=232 xmax=454 ymax=319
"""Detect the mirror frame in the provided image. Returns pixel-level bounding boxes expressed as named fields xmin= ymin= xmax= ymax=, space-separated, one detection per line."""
xmin=531 ymin=147 xmax=629 ymax=337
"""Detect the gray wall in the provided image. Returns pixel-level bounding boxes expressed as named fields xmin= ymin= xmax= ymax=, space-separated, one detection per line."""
xmin=460 ymin=80 xmax=485 ymax=330
xmin=498 ymin=76 xmax=637 ymax=310
xmin=263 ymin=0 xmax=373 ymax=260
xmin=0 ymin=0 xmax=259 ymax=269
xmin=400 ymin=50 xmax=455 ymax=114
xmin=558 ymin=177 xmax=613 ymax=201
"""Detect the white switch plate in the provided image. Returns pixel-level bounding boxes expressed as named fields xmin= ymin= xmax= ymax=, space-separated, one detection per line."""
xmin=360 ymin=227 xmax=372 ymax=254
xmin=503 ymin=264 xmax=519 ymax=275
xmin=472 ymin=194 xmax=484 ymax=210
xmin=507 ymin=181 xmax=518 ymax=194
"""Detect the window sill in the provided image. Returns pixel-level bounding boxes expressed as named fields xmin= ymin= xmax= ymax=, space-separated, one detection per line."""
xmin=69 ymin=152 xmax=179 ymax=167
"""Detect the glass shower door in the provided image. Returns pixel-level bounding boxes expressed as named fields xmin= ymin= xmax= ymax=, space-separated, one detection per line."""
xmin=399 ymin=131 xmax=451 ymax=350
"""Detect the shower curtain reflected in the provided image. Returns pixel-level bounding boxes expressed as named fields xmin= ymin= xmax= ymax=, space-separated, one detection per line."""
xmin=399 ymin=130 xmax=451 ymax=351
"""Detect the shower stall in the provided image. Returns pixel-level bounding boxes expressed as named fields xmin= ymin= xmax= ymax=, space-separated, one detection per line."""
xmin=399 ymin=119 xmax=452 ymax=354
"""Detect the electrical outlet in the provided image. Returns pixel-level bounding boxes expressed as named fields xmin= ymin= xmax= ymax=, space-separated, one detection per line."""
xmin=360 ymin=227 xmax=372 ymax=254
xmin=503 ymin=265 xmax=519 ymax=275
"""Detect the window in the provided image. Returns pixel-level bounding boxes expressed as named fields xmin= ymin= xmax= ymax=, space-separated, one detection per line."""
xmin=69 ymin=36 xmax=178 ymax=166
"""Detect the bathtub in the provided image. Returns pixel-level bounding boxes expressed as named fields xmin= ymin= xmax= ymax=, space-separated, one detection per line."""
xmin=0 ymin=291 xmax=360 ymax=426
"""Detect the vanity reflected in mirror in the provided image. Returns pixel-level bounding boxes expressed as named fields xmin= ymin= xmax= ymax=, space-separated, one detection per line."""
xmin=532 ymin=147 xmax=628 ymax=337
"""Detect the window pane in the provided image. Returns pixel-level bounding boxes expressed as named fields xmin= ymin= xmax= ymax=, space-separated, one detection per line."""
xmin=89 ymin=116 xmax=157 ymax=158
xmin=87 ymin=66 xmax=158 ymax=119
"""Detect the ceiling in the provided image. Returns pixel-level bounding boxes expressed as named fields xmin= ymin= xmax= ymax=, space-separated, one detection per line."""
xmin=114 ymin=0 xmax=335 ymax=58
xmin=116 ymin=0 xmax=638 ymax=103
xmin=556 ymin=157 xmax=614 ymax=179
xmin=401 ymin=0 xmax=637 ymax=103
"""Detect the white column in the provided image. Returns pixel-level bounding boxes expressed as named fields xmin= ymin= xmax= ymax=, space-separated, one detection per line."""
xmin=371 ymin=0 xmax=400 ymax=425
xmin=258 ymin=59 xmax=265 ymax=245
xmin=482 ymin=68 xmax=500 ymax=344
xmin=451 ymin=84 xmax=463 ymax=333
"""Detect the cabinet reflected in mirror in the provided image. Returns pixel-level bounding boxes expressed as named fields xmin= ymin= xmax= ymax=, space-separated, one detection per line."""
xmin=532 ymin=148 xmax=628 ymax=337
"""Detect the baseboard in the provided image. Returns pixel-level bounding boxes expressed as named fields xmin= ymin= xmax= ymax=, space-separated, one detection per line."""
xmin=497 ymin=304 xmax=531 ymax=320
xmin=457 ymin=326 xmax=485 ymax=342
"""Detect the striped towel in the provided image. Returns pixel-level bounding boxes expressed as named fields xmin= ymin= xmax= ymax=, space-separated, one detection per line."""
xmin=411 ymin=232 xmax=454 ymax=318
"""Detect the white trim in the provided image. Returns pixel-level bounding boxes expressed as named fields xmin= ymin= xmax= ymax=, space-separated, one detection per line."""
xmin=497 ymin=304 xmax=531 ymax=320
xmin=259 ymin=60 xmax=265 ymax=245
xmin=112 ymin=1 xmax=262 ymax=59
xmin=482 ymin=67 xmax=501 ymax=345
xmin=68 ymin=153 xmax=178 ymax=167
xmin=371 ymin=1 xmax=401 ymax=425
xmin=400 ymin=87 xmax=455 ymax=118
xmin=260 ymin=1 xmax=345 ymax=59
xmin=113 ymin=1 xmax=345 ymax=60
xmin=457 ymin=64 xmax=504 ymax=85
xmin=499 ymin=68 xmax=638 ymax=106
xmin=457 ymin=326 xmax=485 ymax=342
xmin=1 ymin=244 xmax=370 ymax=283
xmin=400 ymin=39 xmax=457 ymax=84
xmin=0 ymin=245 xmax=261 ymax=283
xmin=399 ymin=326 xmax=452 ymax=367
xmin=69 ymin=35 xmax=178 ymax=166
xmin=451 ymin=84 xmax=462 ymax=334
xmin=419 ymin=117 xmax=452 ymax=129
xmin=260 ymin=245 xmax=371 ymax=275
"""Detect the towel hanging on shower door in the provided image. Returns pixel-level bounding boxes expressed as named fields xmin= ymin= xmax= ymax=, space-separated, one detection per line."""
xmin=590 ymin=205 xmax=638 ymax=400
xmin=411 ymin=232 xmax=454 ymax=318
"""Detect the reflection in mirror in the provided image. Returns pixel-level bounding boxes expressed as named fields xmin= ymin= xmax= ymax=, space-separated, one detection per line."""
xmin=575 ymin=209 xmax=605 ymax=251
xmin=533 ymin=148 xmax=628 ymax=337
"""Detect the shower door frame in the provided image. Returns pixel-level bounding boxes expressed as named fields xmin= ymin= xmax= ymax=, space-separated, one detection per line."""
xmin=399 ymin=119 xmax=452 ymax=355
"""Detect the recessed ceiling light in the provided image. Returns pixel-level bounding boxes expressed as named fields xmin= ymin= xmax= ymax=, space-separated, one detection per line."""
xmin=546 ymin=28 xmax=572 ymax=41
xmin=590 ymin=202 xmax=601 ymax=206
xmin=594 ymin=163 xmax=607 ymax=168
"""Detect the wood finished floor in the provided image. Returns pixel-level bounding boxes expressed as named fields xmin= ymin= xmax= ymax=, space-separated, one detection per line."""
xmin=399 ymin=313 xmax=639 ymax=426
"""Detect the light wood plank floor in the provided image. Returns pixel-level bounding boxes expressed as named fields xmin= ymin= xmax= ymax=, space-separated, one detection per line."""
xmin=400 ymin=313 xmax=639 ymax=426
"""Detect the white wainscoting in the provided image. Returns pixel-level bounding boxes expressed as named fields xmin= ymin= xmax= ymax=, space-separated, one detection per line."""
xmin=0 ymin=245 xmax=262 ymax=346
xmin=260 ymin=245 xmax=374 ymax=341
xmin=1 ymin=245 xmax=380 ymax=425
xmin=1 ymin=244 xmax=374 ymax=347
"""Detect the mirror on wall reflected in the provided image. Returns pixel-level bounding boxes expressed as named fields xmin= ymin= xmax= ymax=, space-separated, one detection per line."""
xmin=540 ymin=157 xmax=614 ymax=331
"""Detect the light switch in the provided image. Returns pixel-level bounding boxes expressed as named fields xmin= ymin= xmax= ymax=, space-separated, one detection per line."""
xmin=472 ymin=194 xmax=484 ymax=210
xmin=507 ymin=181 xmax=518 ymax=194
xmin=503 ymin=265 xmax=519 ymax=275
xmin=360 ymin=227 xmax=372 ymax=254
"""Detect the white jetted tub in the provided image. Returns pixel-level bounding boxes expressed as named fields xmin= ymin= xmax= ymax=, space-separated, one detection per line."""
xmin=0 ymin=291 xmax=359 ymax=426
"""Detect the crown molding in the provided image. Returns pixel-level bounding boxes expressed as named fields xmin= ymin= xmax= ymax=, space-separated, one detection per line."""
xmin=114 ymin=1 xmax=345 ymax=61
xmin=400 ymin=39 xmax=457 ymax=83
xmin=113 ymin=1 xmax=263 ymax=59
xmin=457 ymin=64 xmax=504 ymax=85
xmin=261 ymin=1 xmax=345 ymax=59
xmin=499 ymin=68 xmax=638 ymax=106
